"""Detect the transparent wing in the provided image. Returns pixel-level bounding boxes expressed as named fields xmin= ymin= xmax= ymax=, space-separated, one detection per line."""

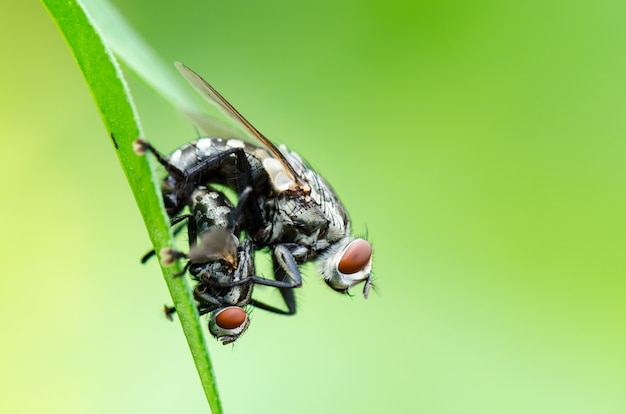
xmin=175 ymin=62 xmax=302 ymax=186
xmin=183 ymin=107 xmax=242 ymax=139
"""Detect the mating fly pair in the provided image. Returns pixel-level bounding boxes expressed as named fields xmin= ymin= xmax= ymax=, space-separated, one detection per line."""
xmin=137 ymin=63 xmax=374 ymax=344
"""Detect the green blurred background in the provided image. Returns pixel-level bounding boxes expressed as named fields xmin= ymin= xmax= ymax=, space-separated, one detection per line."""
xmin=2 ymin=0 xmax=626 ymax=413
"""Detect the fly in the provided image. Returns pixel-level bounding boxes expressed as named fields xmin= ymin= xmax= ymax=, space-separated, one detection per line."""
xmin=135 ymin=62 xmax=373 ymax=304
xmin=158 ymin=185 xmax=300 ymax=344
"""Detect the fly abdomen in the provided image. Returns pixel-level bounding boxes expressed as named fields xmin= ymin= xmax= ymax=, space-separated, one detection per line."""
xmin=159 ymin=138 xmax=274 ymax=218
xmin=188 ymin=186 xmax=232 ymax=234
xmin=172 ymin=138 xmax=272 ymax=192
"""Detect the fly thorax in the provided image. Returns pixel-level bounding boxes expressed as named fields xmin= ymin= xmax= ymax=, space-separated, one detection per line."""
xmin=286 ymin=148 xmax=350 ymax=243
xmin=190 ymin=261 xmax=230 ymax=283
xmin=223 ymin=285 xmax=252 ymax=307
xmin=265 ymin=193 xmax=330 ymax=247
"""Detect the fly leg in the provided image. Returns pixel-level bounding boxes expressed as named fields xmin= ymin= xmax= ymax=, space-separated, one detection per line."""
xmin=164 ymin=286 xmax=223 ymax=320
xmin=194 ymin=286 xmax=225 ymax=314
xmin=249 ymin=299 xmax=295 ymax=315
xmin=133 ymin=139 xmax=186 ymax=179
xmin=155 ymin=213 xmax=197 ymax=277
xmin=271 ymin=244 xmax=304 ymax=315
xmin=164 ymin=305 xmax=176 ymax=321
xmin=163 ymin=292 xmax=222 ymax=321
xmin=140 ymin=215 xmax=193 ymax=264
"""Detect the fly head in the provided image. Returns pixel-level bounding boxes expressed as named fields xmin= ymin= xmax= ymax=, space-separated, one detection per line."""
xmin=318 ymin=237 xmax=373 ymax=298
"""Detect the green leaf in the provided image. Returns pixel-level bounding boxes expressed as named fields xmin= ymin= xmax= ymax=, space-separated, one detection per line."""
xmin=40 ymin=1 xmax=222 ymax=412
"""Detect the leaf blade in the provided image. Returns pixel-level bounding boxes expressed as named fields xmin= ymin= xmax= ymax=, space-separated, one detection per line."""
xmin=40 ymin=1 xmax=222 ymax=412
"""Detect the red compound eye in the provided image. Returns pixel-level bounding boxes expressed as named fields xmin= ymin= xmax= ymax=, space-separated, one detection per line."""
xmin=338 ymin=239 xmax=372 ymax=274
xmin=215 ymin=307 xmax=247 ymax=329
